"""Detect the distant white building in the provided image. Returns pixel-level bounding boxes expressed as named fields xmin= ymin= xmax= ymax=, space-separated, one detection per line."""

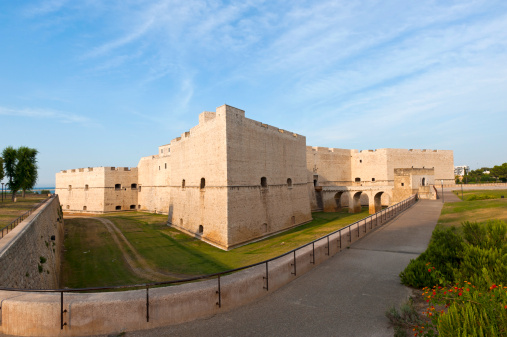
xmin=454 ymin=165 xmax=470 ymax=176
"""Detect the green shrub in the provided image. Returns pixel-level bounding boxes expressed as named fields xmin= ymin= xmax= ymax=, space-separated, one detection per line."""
xmin=467 ymin=194 xmax=496 ymax=201
xmin=401 ymin=220 xmax=507 ymax=336
xmin=401 ymin=227 xmax=464 ymax=287
xmin=400 ymin=259 xmax=442 ymax=288
xmin=421 ymin=282 xmax=507 ymax=337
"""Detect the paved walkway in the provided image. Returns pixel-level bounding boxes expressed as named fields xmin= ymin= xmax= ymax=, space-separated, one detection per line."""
xmin=122 ymin=199 xmax=443 ymax=337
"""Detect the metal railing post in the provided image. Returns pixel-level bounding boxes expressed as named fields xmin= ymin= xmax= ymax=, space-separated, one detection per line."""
xmin=216 ymin=274 xmax=221 ymax=308
xmin=291 ymin=251 xmax=297 ymax=275
xmin=310 ymin=242 xmax=315 ymax=264
xmin=60 ymin=291 xmax=67 ymax=330
xmin=263 ymin=261 xmax=269 ymax=291
xmin=146 ymin=286 xmax=150 ymax=322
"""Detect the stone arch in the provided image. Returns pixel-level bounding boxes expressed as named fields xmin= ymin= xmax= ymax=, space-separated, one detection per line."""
xmin=334 ymin=192 xmax=344 ymax=211
xmin=349 ymin=191 xmax=363 ymax=213
xmin=372 ymin=191 xmax=384 ymax=214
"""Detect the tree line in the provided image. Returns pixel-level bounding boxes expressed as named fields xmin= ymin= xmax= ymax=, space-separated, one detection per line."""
xmin=457 ymin=162 xmax=507 ymax=184
xmin=0 ymin=146 xmax=38 ymax=201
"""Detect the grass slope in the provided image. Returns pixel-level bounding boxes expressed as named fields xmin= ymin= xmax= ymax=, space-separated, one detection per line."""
xmin=62 ymin=208 xmax=370 ymax=287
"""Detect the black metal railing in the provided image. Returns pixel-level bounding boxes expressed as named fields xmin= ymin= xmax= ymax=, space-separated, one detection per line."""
xmin=0 ymin=194 xmax=418 ymax=331
xmin=0 ymin=194 xmax=56 ymax=239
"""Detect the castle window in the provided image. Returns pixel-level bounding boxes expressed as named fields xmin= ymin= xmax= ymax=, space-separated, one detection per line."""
xmin=159 ymin=166 xmax=160 ymax=170
xmin=198 ymin=225 xmax=203 ymax=234
xmin=115 ymin=184 xmax=121 ymax=190
xmin=287 ymin=178 xmax=292 ymax=188
xmin=138 ymin=186 xmax=142 ymax=192
xmin=262 ymin=223 xmax=268 ymax=233
xmin=138 ymin=205 xmax=141 ymax=209
xmin=292 ymin=216 xmax=296 ymax=225
xmin=131 ymin=183 xmax=137 ymax=189
xmin=165 ymin=163 xmax=167 ymax=169
xmin=130 ymin=205 xmax=136 ymax=210
xmin=83 ymin=206 xmax=87 ymax=211
xmin=200 ymin=178 xmax=205 ymax=189
xmin=66 ymin=205 xmax=69 ymax=209
xmin=261 ymin=177 xmax=267 ymax=188
xmin=180 ymin=218 xmax=183 ymax=226
xmin=115 ymin=205 xmax=121 ymax=210
xmin=68 ymin=185 xmax=72 ymax=191
xmin=355 ymin=177 xmax=360 ymax=182
xmin=360 ymin=160 xmax=362 ymax=163
xmin=401 ymin=183 xmax=405 ymax=187
xmin=372 ymin=178 xmax=375 ymax=182
xmin=84 ymin=184 xmax=89 ymax=191
xmin=182 ymin=179 xmax=186 ymax=188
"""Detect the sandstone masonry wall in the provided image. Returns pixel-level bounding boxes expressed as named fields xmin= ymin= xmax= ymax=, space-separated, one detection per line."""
xmin=226 ymin=108 xmax=312 ymax=247
xmin=56 ymin=167 xmax=138 ymax=212
xmin=0 ymin=195 xmax=63 ymax=289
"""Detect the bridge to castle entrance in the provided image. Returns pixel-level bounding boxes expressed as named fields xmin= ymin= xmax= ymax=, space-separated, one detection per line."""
xmin=318 ymin=186 xmax=393 ymax=215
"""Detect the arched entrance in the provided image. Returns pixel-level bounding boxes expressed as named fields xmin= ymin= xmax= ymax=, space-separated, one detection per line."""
xmin=422 ymin=177 xmax=426 ymax=186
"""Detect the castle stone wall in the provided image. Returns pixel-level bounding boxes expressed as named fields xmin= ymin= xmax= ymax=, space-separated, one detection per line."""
xmin=226 ymin=109 xmax=312 ymax=247
xmin=162 ymin=109 xmax=229 ymax=248
xmin=56 ymin=167 xmax=138 ymax=212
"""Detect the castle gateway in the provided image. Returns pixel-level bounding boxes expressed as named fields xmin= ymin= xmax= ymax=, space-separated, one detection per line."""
xmin=56 ymin=105 xmax=454 ymax=249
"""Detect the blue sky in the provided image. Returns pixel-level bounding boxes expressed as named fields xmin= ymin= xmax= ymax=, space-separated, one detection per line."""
xmin=1 ymin=0 xmax=506 ymax=186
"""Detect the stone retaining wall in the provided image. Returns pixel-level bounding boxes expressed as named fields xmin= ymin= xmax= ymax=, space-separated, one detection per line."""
xmin=0 ymin=195 xmax=64 ymax=290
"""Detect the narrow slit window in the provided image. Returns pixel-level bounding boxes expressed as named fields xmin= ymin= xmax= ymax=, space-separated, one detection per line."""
xmin=261 ymin=177 xmax=267 ymax=188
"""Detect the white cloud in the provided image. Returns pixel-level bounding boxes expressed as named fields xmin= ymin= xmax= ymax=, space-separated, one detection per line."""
xmin=0 ymin=106 xmax=100 ymax=127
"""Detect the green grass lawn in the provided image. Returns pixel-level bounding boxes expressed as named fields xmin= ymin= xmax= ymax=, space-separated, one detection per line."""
xmin=62 ymin=207 xmax=370 ymax=288
xmin=438 ymin=190 xmax=507 ymax=228
xmin=452 ymin=189 xmax=507 ymax=201
xmin=0 ymin=194 xmax=48 ymax=228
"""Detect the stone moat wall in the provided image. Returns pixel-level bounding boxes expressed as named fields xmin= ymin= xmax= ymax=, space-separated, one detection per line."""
xmin=0 ymin=195 xmax=64 ymax=290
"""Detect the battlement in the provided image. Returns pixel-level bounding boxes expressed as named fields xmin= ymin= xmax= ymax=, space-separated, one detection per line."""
xmin=60 ymin=167 xmax=137 ymax=173
xmin=308 ymin=146 xmax=351 ymax=153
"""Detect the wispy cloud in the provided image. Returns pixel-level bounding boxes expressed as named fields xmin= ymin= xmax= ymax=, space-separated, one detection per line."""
xmin=23 ymin=0 xmax=69 ymax=17
xmin=0 ymin=106 xmax=100 ymax=127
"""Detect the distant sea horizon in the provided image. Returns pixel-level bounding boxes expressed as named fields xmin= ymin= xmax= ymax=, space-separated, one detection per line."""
xmin=1 ymin=186 xmax=56 ymax=194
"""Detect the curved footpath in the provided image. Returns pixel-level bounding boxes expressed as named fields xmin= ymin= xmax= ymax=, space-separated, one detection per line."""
xmin=116 ymin=199 xmax=444 ymax=337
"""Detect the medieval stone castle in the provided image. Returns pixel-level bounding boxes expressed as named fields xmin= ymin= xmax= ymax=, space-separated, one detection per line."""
xmin=56 ymin=105 xmax=454 ymax=250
